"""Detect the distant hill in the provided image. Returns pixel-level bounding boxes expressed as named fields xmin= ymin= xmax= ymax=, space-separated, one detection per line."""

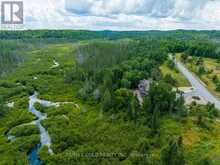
xmin=1 ymin=30 xmax=220 ymax=40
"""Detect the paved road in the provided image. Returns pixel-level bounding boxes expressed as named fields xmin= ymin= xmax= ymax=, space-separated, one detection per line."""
xmin=175 ymin=60 xmax=220 ymax=109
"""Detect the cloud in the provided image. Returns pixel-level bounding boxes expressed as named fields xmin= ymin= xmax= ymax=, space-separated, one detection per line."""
xmin=68 ymin=0 xmax=220 ymax=30
xmin=65 ymin=0 xmax=174 ymax=16
xmin=64 ymin=0 xmax=209 ymax=19
xmin=1 ymin=0 xmax=220 ymax=30
xmin=65 ymin=0 xmax=92 ymax=14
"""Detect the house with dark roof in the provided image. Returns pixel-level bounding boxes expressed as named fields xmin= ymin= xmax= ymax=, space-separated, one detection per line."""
xmin=138 ymin=79 xmax=150 ymax=96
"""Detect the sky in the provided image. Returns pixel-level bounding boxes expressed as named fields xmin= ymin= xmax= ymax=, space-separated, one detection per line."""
xmin=1 ymin=0 xmax=220 ymax=30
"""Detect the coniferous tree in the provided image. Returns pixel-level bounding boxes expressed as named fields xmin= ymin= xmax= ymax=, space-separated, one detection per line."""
xmin=199 ymin=158 xmax=211 ymax=165
xmin=164 ymin=74 xmax=177 ymax=86
xmin=114 ymin=88 xmax=132 ymax=110
xmin=0 ymin=96 xmax=5 ymax=117
xmin=101 ymin=88 xmax=112 ymax=112
xmin=181 ymin=53 xmax=188 ymax=63
xmin=150 ymin=106 xmax=160 ymax=133
xmin=147 ymin=82 xmax=177 ymax=114
xmin=161 ymin=137 xmax=185 ymax=165
xmin=131 ymin=95 xmax=140 ymax=124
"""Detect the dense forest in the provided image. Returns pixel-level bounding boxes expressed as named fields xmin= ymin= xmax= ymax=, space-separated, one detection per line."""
xmin=0 ymin=40 xmax=24 ymax=75
xmin=1 ymin=30 xmax=220 ymax=165
xmin=1 ymin=30 xmax=220 ymax=40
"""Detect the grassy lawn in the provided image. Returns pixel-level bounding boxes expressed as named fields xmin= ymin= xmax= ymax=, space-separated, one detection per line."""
xmin=160 ymin=61 xmax=190 ymax=87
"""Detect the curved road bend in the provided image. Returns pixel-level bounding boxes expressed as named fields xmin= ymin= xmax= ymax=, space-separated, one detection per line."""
xmin=175 ymin=60 xmax=220 ymax=109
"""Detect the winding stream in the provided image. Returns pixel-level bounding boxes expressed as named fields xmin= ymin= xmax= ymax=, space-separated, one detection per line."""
xmin=6 ymin=92 xmax=79 ymax=164
xmin=28 ymin=92 xmax=55 ymax=164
